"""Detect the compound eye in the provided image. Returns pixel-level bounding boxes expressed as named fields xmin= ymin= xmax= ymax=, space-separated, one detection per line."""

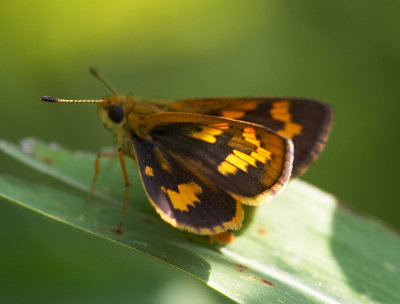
xmin=108 ymin=105 xmax=124 ymax=123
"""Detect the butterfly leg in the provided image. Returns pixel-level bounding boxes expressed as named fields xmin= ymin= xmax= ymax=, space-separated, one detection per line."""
xmin=87 ymin=151 xmax=120 ymax=201
xmin=114 ymin=147 xmax=130 ymax=235
xmin=87 ymin=148 xmax=130 ymax=234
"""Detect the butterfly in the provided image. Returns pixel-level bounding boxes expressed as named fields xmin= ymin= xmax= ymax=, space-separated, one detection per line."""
xmin=41 ymin=69 xmax=333 ymax=242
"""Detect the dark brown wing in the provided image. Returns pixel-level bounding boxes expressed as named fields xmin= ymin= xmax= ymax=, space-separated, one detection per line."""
xmin=168 ymin=97 xmax=333 ymax=177
xmin=131 ymin=112 xmax=293 ymax=234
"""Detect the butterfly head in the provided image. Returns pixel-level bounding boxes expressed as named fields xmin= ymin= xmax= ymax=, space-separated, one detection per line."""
xmin=97 ymin=94 xmax=126 ymax=130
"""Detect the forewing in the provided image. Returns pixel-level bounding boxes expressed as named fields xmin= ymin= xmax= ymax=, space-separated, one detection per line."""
xmin=135 ymin=112 xmax=293 ymax=208
xmin=168 ymin=97 xmax=333 ymax=177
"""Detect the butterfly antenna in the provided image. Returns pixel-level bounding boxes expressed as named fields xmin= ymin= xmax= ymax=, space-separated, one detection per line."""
xmin=40 ymin=96 xmax=105 ymax=103
xmin=89 ymin=67 xmax=119 ymax=95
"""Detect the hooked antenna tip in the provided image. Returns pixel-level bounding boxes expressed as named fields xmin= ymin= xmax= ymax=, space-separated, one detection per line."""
xmin=40 ymin=96 xmax=59 ymax=103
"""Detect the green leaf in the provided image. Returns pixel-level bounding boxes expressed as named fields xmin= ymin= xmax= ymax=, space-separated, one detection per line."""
xmin=0 ymin=138 xmax=399 ymax=304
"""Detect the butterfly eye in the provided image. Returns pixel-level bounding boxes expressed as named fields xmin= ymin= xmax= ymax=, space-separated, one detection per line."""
xmin=108 ymin=105 xmax=124 ymax=123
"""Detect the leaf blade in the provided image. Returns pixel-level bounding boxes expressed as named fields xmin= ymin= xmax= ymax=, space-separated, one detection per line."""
xmin=0 ymin=139 xmax=399 ymax=304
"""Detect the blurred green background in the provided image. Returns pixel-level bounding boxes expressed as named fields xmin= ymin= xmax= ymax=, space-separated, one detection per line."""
xmin=1 ymin=1 xmax=399 ymax=303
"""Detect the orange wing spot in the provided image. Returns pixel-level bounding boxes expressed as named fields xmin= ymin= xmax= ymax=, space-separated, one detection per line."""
xmin=250 ymin=151 xmax=267 ymax=163
xmin=270 ymin=100 xmax=289 ymax=111
xmin=235 ymin=101 xmax=258 ymax=111
xmin=242 ymin=127 xmax=261 ymax=146
xmin=256 ymin=147 xmax=272 ymax=159
xmin=225 ymin=154 xmax=249 ymax=172
xmin=220 ymin=110 xmax=245 ymax=119
xmin=218 ymin=161 xmax=238 ymax=175
xmin=270 ymin=101 xmax=291 ymax=121
xmin=243 ymin=127 xmax=256 ymax=134
xmin=213 ymin=122 xmax=230 ymax=130
xmin=191 ymin=127 xmax=223 ymax=143
xmin=277 ymin=130 xmax=294 ymax=138
xmin=203 ymin=127 xmax=224 ymax=135
xmin=220 ymin=101 xmax=257 ymax=119
xmin=243 ymin=131 xmax=257 ymax=139
xmin=192 ymin=134 xmax=216 ymax=143
xmin=244 ymin=137 xmax=261 ymax=146
xmin=233 ymin=150 xmax=257 ymax=167
xmin=270 ymin=101 xmax=303 ymax=139
xmin=145 ymin=166 xmax=154 ymax=176
xmin=218 ymin=150 xmax=257 ymax=176
xmin=161 ymin=182 xmax=202 ymax=212
xmin=243 ymin=132 xmax=256 ymax=139
xmin=282 ymin=122 xmax=302 ymax=135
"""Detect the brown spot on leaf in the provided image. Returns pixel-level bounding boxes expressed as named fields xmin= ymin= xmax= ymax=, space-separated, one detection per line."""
xmin=259 ymin=278 xmax=275 ymax=286
xmin=236 ymin=264 xmax=249 ymax=272
xmin=257 ymin=227 xmax=267 ymax=235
